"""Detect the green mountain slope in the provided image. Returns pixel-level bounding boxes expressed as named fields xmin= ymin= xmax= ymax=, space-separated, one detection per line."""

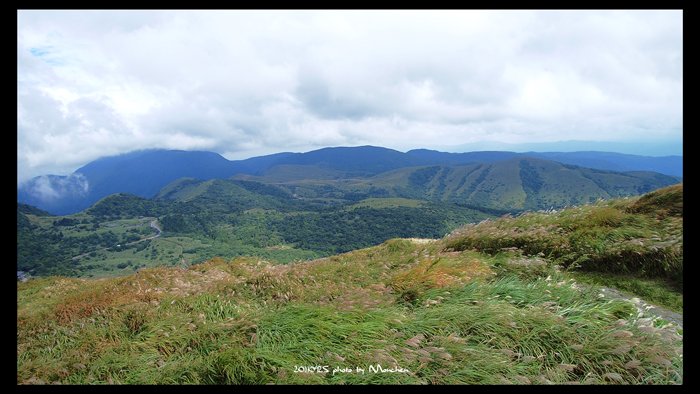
xmin=364 ymin=158 xmax=679 ymax=210
xmin=17 ymin=185 xmax=682 ymax=384
xmin=236 ymin=158 xmax=679 ymax=212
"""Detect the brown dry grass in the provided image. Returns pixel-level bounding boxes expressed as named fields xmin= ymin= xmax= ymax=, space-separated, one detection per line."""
xmin=389 ymin=252 xmax=494 ymax=294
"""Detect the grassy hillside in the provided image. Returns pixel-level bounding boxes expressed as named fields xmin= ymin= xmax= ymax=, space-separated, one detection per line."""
xmin=361 ymin=159 xmax=680 ymax=210
xmin=17 ymin=185 xmax=683 ymax=384
xmin=444 ymin=184 xmax=683 ymax=284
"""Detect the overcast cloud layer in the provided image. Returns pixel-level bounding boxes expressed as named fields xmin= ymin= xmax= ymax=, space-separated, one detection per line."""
xmin=17 ymin=10 xmax=682 ymax=182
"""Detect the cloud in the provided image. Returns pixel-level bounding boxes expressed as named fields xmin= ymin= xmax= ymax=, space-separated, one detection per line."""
xmin=23 ymin=173 xmax=89 ymax=202
xmin=17 ymin=10 xmax=682 ymax=181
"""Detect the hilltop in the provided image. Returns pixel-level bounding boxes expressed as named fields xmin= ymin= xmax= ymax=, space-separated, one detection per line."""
xmin=17 ymin=185 xmax=683 ymax=384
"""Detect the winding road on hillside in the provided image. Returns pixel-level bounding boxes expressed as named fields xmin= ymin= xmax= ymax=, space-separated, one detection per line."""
xmin=70 ymin=219 xmax=162 ymax=262
xmin=143 ymin=219 xmax=162 ymax=241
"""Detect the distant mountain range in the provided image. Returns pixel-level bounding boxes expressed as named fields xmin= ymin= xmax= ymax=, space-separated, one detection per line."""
xmin=18 ymin=146 xmax=682 ymax=215
xmin=406 ymin=149 xmax=683 ymax=177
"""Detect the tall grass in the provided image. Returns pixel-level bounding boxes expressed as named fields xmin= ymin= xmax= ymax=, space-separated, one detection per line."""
xmin=443 ymin=185 xmax=683 ymax=284
xmin=18 ymin=251 xmax=682 ymax=384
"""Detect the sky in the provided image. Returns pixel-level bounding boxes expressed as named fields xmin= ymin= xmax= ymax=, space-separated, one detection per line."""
xmin=17 ymin=10 xmax=683 ymax=183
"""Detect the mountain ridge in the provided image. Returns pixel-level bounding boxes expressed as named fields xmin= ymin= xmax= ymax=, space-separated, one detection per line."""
xmin=18 ymin=146 xmax=682 ymax=215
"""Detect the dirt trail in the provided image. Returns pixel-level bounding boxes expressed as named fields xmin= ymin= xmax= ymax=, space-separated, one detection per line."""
xmin=407 ymin=238 xmax=437 ymax=245
xmin=597 ymin=286 xmax=683 ymax=328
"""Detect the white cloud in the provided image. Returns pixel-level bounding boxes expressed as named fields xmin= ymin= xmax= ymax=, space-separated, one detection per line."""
xmin=17 ymin=10 xmax=682 ymax=182
xmin=23 ymin=173 xmax=89 ymax=202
